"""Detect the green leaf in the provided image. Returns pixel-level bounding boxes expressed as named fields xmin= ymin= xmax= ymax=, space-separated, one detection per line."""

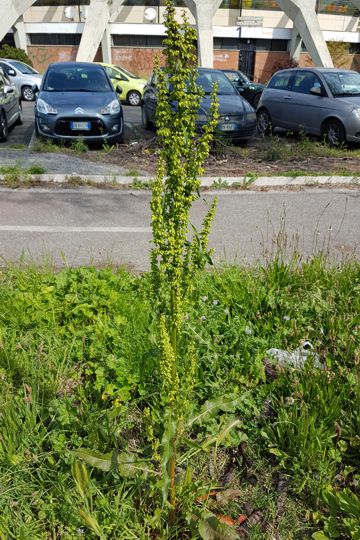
xmin=73 ymin=449 xmax=151 ymax=477
xmin=198 ymin=514 xmax=239 ymax=540
xmin=312 ymin=532 xmax=330 ymax=540
xmin=187 ymin=393 xmax=250 ymax=427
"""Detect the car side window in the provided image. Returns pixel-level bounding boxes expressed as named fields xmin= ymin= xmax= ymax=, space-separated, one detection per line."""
xmin=268 ymin=72 xmax=292 ymax=90
xmin=292 ymin=72 xmax=323 ymax=95
xmin=0 ymin=74 xmax=5 ymax=91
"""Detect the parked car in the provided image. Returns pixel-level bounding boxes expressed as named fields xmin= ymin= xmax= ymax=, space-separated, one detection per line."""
xmin=0 ymin=67 xmax=23 ymax=141
xmin=34 ymin=62 xmax=124 ymax=144
xmin=0 ymin=58 xmax=42 ymax=101
xmin=97 ymin=63 xmax=147 ymax=106
xmin=141 ymin=67 xmax=257 ymax=142
xmin=257 ymin=67 xmax=360 ymax=146
xmin=220 ymin=69 xmax=265 ymax=108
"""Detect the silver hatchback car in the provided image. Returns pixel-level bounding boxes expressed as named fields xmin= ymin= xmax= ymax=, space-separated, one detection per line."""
xmin=0 ymin=59 xmax=42 ymax=101
xmin=257 ymin=68 xmax=360 ymax=146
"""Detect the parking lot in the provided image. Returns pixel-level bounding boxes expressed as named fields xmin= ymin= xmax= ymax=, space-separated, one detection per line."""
xmin=3 ymin=101 xmax=145 ymax=148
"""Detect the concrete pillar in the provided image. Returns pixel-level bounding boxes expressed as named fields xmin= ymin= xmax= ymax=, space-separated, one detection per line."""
xmin=185 ymin=0 xmax=223 ymax=68
xmin=76 ymin=0 xmax=124 ymax=63
xmin=0 ymin=0 xmax=36 ymax=42
xmin=277 ymin=0 xmax=333 ymax=67
xmin=13 ymin=16 xmax=28 ymax=52
xmin=101 ymin=26 xmax=112 ymax=64
xmin=289 ymin=29 xmax=302 ymax=63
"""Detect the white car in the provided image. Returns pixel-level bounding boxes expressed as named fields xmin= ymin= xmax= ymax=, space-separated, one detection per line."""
xmin=0 ymin=58 xmax=42 ymax=101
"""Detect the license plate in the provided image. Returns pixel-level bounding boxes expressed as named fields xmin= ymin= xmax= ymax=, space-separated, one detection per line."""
xmin=70 ymin=121 xmax=91 ymax=130
xmin=220 ymin=123 xmax=236 ymax=131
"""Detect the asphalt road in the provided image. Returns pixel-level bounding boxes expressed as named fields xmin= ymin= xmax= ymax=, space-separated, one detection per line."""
xmin=0 ymin=188 xmax=358 ymax=270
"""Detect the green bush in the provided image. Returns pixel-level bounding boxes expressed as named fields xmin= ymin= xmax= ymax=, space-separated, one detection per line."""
xmin=0 ymin=44 xmax=33 ymax=66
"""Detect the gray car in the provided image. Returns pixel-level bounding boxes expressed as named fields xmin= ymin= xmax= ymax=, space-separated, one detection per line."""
xmin=0 ymin=67 xmax=23 ymax=141
xmin=0 ymin=59 xmax=42 ymax=101
xmin=142 ymin=67 xmax=257 ymax=142
xmin=34 ymin=62 xmax=124 ymax=145
xmin=257 ymin=67 xmax=360 ymax=146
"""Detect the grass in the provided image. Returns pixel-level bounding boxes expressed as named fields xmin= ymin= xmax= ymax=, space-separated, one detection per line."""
xmin=0 ymin=164 xmax=47 ymax=187
xmin=0 ymin=257 xmax=358 ymax=538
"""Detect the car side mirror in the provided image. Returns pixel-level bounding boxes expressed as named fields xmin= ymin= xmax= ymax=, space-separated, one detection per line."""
xmin=310 ymin=86 xmax=322 ymax=96
xmin=7 ymin=69 xmax=16 ymax=77
xmin=4 ymin=86 xmax=14 ymax=94
xmin=32 ymin=84 xmax=39 ymax=94
xmin=114 ymin=74 xmax=122 ymax=81
xmin=116 ymin=85 xmax=122 ymax=95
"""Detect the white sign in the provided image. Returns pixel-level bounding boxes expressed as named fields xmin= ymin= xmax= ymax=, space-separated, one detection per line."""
xmin=237 ymin=16 xmax=264 ymax=27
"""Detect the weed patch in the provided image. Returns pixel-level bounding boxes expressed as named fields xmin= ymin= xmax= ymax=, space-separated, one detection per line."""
xmin=0 ymin=259 xmax=358 ymax=537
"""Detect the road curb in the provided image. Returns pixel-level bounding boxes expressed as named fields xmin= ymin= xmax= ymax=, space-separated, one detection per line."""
xmin=0 ymin=173 xmax=359 ymax=188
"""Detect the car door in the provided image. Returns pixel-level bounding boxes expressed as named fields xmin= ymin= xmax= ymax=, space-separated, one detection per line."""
xmin=104 ymin=66 xmax=128 ymax=100
xmin=264 ymin=70 xmax=294 ymax=127
xmin=143 ymin=73 xmax=158 ymax=122
xmin=282 ymin=71 xmax=325 ymax=133
xmin=0 ymin=71 xmax=17 ymax=125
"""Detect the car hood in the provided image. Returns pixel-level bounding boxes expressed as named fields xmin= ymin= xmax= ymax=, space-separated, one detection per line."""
xmin=335 ymin=95 xmax=360 ymax=107
xmin=39 ymin=91 xmax=117 ymax=113
xmin=245 ymin=82 xmax=265 ymax=91
xmin=200 ymin=93 xmax=251 ymax=115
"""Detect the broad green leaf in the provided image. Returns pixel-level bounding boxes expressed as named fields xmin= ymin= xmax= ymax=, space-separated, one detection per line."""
xmin=312 ymin=532 xmax=329 ymax=540
xmin=187 ymin=393 xmax=250 ymax=427
xmin=73 ymin=449 xmax=150 ymax=477
xmin=198 ymin=514 xmax=239 ymax=540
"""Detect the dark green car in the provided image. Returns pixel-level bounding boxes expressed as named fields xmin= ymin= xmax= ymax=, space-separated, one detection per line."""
xmin=220 ymin=69 xmax=265 ymax=109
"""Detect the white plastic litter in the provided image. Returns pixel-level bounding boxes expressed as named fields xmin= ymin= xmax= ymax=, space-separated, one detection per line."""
xmin=266 ymin=341 xmax=324 ymax=370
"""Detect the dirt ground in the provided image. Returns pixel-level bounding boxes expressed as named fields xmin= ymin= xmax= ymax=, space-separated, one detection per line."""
xmin=87 ymin=132 xmax=360 ymax=177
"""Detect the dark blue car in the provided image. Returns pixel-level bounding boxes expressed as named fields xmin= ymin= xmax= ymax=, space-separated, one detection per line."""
xmin=34 ymin=62 xmax=124 ymax=144
xmin=141 ymin=67 xmax=257 ymax=142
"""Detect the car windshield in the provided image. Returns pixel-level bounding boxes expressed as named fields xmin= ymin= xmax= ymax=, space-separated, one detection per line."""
xmin=323 ymin=71 xmax=360 ymax=96
xmin=116 ymin=66 xmax=139 ymax=79
xmin=195 ymin=71 xmax=237 ymax=95
xmin=225 ymin=71 xmax=250 ymax=84
xmin=9 ymin=60 xmax=39 ymax=75
xmin=43 ymin=66 xmax=112 ymax=92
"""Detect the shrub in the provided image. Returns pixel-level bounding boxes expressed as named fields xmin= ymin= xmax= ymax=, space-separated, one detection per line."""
xmin=0 ymin=44 xmax=33 ymax=66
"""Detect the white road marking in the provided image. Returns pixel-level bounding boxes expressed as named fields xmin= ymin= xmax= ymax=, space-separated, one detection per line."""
xmin=0 ymin=226 xmax=151 ymax=233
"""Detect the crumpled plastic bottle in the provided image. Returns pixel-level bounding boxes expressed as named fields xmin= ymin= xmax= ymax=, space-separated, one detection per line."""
xmin=266 ymin=341 xmax=324 ymax=370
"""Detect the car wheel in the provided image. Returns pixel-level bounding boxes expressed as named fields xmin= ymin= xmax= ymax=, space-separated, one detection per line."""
xmin=22 ymin=85 xmax=35 ymax=101
xmin=141 ymin=105 xmax=153 ymax=130
xmin=0 ymin=111 xmax=8 ymax=141
xmin=321 ymin=118 xmax=346 ymax=147
xmin=127 ymin=90 xmax=141 ymax=106
xmin=257 ymin=108 xmax=273 ymax=136
xmin=252 ymin=93 xmax=261 ymax=109
xmin=15 ymin=102 xmax=24 ymax=125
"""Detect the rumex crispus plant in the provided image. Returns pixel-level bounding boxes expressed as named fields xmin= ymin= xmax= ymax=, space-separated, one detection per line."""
xmin=149 ymin=0 xmax=219 ymax=513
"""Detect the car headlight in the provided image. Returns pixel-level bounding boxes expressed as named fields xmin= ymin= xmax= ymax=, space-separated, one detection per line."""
xmin=101 ymin=99 xmax=120 ymax=115
xmin=352 ymin=107 xmax=360 ymax=119
xmin=37 ymin=98 xmax=57 ymax=115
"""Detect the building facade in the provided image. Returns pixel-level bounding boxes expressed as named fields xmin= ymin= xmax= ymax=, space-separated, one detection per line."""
xmin=2 ymin=0 xmax=360 ymax=82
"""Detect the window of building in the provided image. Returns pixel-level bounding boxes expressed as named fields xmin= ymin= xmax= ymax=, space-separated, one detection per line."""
xmin=34 ymin=1 xmax=90 ymax=5
xmin=316 ymin=0 xmax=359 ymax=16
xmin=29 ymin=33 xmax=81 ymax=45
xmin=112 ymin=35 xmax=164 ymax=47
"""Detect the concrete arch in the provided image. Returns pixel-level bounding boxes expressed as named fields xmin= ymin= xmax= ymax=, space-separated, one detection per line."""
xmin=277 ymin=0 xmax=333 ymax=67
xmin=0 ymin=0 xmax=37 ymax=43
